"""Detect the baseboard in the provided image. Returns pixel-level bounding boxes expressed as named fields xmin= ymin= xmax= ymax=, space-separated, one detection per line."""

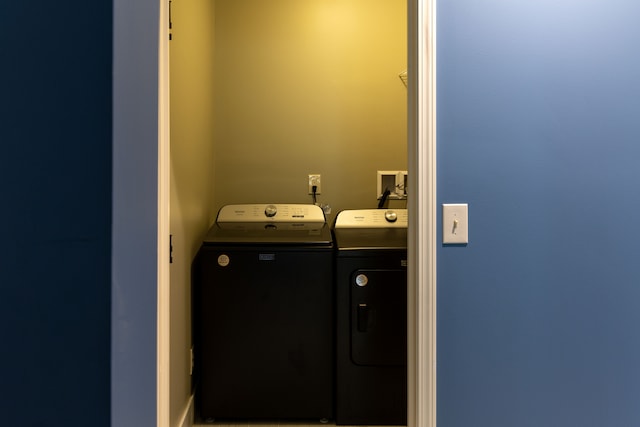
xmin=178 ymin=394 xmax=195 ymax=427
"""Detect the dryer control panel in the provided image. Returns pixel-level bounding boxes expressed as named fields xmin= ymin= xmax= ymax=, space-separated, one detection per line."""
xmin=334 ymin=209 xmax=408 ymax=228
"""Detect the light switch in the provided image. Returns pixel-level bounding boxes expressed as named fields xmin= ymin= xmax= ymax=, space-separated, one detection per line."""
xmin=442 ymin=203 xmax=468 ymax=244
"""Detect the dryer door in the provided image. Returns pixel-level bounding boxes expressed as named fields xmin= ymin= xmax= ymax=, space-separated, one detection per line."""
xmin=350 ymin=269 xmax=407 ymax=366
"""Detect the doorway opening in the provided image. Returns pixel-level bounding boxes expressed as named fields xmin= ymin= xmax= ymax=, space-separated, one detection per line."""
xmin=156 ymin=1 xmax=436 ymax=427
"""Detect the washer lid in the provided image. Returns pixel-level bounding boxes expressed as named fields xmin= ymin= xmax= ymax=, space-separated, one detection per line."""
xmin=217 ymin=204 xmax=326 ymax=223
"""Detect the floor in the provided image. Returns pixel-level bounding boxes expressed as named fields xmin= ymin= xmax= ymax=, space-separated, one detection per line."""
xmin=194 ymin=422 xmax=329 ymax=426
xmin=193 ymin=423 xmax=401 ymax=427
xmin=194 ymin=424 xmax=323 ymax=427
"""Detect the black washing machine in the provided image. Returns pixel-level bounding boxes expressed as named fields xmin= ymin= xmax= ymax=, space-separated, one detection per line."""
xmin=193 ymin=204 xmax=334 ymax=422
xmin=333 ymin=209 xmax=408 ymax=425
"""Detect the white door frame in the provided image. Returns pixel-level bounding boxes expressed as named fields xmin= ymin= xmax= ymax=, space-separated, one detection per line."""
xmin=150 ymin=0 xmax=437 ymax=426
xmin=407 ymin=1 xmax=437 ymax=426
xmin=157 ymin=0 xmax=171 ymax=425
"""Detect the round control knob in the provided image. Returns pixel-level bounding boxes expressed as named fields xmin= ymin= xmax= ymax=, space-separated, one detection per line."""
xmin=264 ymin=204 xmax=278 ymax=217
xmin=384 ymin=210 xmax=398 ymax=222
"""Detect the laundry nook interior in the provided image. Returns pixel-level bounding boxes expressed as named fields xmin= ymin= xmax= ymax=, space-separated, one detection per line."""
xmin=169 ymin=1 xmax=408 ymax=425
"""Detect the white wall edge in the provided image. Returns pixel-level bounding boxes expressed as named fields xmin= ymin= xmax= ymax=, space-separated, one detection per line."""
xmin=158 ymin=0 xmax=171 ymax=426
xmin=112 ymin=0 xmax=162 ymax=425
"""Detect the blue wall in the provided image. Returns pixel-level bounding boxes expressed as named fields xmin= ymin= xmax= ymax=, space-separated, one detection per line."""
xmin=111 ymin=0 xmax=161 ymax=425
xmin=437 ymin=1 xmax=640 ymax=426
xmin=0 ymin=2 xmax=112 ymax=426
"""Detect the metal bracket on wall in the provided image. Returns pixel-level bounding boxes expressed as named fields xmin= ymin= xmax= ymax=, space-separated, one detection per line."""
xmin=399 ymin=70 xmax=408 ymax=87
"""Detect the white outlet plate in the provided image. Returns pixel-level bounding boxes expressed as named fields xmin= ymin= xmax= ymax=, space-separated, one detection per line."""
xmin=308 ymin=174 xmax=321 ymax=194
xmin=442 ymin=203 xmax=468 ymax=244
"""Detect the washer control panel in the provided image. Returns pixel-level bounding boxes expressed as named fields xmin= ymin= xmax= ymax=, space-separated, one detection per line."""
xmin=334 ymin=209 xmax=408 ymax=228
xmin=217 ymin=204 xmax=326 ymax=223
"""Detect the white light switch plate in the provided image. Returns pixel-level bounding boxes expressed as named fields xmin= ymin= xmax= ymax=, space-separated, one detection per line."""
xmin=442 ymin=203 xmax=468 ymax=244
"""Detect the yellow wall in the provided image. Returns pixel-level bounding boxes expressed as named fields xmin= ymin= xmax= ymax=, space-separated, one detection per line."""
xmin=213 ymin=0 xmax=407 ymax=219
xmin=169 ymin=0 xmax=217 ymax=425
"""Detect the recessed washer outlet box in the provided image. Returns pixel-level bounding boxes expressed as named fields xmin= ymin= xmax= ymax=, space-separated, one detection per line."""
xmin=377 ymin=171 xmax=407 ymax=200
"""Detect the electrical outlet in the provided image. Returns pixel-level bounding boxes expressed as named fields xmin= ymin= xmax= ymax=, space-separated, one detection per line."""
xmin=308 ymin=174 xmax=321 ymax=195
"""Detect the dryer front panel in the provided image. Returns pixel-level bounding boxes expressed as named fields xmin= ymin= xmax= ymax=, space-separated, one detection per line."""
xmin=350 ymin=268 xmax=407 ymax=366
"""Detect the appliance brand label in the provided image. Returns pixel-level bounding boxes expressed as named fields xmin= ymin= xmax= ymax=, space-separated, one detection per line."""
xmin=259 ymin=253 xmax=276 ymax=261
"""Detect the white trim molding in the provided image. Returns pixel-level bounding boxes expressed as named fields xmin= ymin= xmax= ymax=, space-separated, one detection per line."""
xmin=407 ymin=1 xmax=437 ymax=427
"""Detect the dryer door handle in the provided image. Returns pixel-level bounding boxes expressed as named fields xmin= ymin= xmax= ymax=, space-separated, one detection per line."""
xmin=357 ymin=303 xmax=369 ymax=332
